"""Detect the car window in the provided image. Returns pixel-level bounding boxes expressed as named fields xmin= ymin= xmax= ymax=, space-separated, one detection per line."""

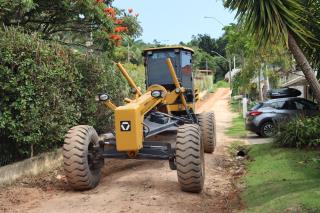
xmin=251 ymin=103 xmax=263 ymax=111
xmin=283 ymin=101 xmax=296 ymax=110
xmin=268 ymin=101 xmax=286 ymax=110
xmin=293 ymin=101 xmax=305 ymax=110
xmin=302 ymin=100 xmax=318 ymax=110
xmin=293 ymin=99 xmax=318 ymax=110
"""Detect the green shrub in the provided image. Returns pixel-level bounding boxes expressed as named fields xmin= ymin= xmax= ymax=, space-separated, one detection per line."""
xmin=274 ymin=116 xmax=320 ymax=148
xmin=207 ymin=80 xmax=229 ymax=93
xmin=0 ymin=28 xmax=129 ymax=160
xmin=215 ymin=80 xmax=229 ymax=88
xmin=122 ymin=63 xmax=146 ymax=92
xmin=230 ymin=99 xmax=242 ymax=113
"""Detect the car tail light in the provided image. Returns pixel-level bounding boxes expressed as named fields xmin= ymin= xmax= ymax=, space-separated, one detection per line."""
xmin=249 ymin=111 xmax=263 ymax=116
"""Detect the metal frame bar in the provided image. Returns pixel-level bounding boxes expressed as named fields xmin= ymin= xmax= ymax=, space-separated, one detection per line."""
xmin=101 ymin=141 xmax=174 ymax=161
xmin=144 ymin=120 xmax=178 ymax=138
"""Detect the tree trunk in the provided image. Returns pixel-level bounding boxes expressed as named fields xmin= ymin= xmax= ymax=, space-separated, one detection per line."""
xmin=288 ymin=32 xmax=320 ymax=104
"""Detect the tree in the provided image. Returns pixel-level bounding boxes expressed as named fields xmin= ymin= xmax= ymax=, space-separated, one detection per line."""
xmin=298 ymin=1 xmax=320 ymax=69
xmin=0 ymin=0 xmax=142 ymax=52
xmin=224 ymin=0 xmax=320 ymax=104
xmin=114 ymin=38 xmax=146 ymax=65
xmin=224 ymin=23 xmax=292 ymax=98
xmin=188 ymin=34 xmax=229 ymax=81
xmin=190 ymin=34 xmax=227 ymax=57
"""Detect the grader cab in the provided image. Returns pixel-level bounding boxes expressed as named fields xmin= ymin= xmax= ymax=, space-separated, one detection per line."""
xmin=63 ymin=46 xmax=216 ymax=193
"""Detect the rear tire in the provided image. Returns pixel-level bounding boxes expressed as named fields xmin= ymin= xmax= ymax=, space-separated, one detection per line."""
xmin=260 ymin=121 xmax=276 ymax=138
xmin=63 ymin=125 xmax=103 ymax=190
xmin=176 ymin=124 xmax=204 ymax=193
xmin=197 ymin=112 xmax=216 ymax=153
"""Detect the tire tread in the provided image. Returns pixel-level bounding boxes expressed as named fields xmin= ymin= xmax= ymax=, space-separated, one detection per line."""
xmin=63 ymin=125 xmax=102 ymax=190
xmin=197 ymin=112 xmax=217 ymax=153
xmin=176 ymin=124 xmax=204 ymax=193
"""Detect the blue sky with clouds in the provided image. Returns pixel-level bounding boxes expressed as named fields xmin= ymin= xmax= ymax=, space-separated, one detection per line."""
xmin=113 ymin=0 xmax=236 ymax=44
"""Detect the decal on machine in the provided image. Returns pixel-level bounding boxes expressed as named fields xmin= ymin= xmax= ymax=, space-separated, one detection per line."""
xmin=120 ymin=121 xmax=131 ymax=131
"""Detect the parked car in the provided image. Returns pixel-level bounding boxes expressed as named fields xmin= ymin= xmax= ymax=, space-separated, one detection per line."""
xmin=246 ymin=97 xmax=319 ymax=137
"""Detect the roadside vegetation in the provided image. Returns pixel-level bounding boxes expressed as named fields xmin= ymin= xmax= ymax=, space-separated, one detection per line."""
xmin=226 ymin=115 xmax=247 ymax=138
xmin=222 ymin=6 xmax=320 ymax=191
xmin=274 ymin=116 xmax=320 ymax=148
xmin=1 ymin=0 xmax=240 ymax=165
xmin=225 ymin=0 xmax=320 ymax=103
xmin=226 ymin=109 xmax=320 ymax=212
xmin=0 ymin=28 xmax=129 ymax=162
xmin=243 ymin=143 xmax=320 ymax=213
xmin=226 ymin=99 xmax=247 ymax=138
xmin=0 ymin=0 xmax=143 ymax=165
xmin=226 ymin=99 xmax=320 ymax=212
xmin=221 ymin=2 xmax=320 ymax=210
xmin=208 ymin=80 xmax=229 ymax=93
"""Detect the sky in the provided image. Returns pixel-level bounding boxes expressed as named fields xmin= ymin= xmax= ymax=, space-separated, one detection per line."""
xmin=113 ymin=0 xmax=236 ymax=45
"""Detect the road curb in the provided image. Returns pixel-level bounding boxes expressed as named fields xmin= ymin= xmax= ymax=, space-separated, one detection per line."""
xmin=0 ymin=149 xmax=62 ymax=186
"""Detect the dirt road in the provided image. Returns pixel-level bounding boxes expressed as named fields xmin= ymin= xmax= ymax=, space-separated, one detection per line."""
xmin=0 ymin=88 xmax=241 ymax=213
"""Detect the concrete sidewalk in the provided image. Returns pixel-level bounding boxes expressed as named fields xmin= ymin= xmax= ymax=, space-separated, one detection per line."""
xmin=244 ymin=133 xmax=273 ymax=145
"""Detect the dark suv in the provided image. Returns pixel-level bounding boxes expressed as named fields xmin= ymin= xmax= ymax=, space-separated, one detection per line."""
xmin=246 ymin=97 xmax=319 ymax=137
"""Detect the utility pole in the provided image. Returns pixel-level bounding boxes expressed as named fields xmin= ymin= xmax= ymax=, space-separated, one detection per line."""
xmin=259 ymin=65 xmax=263 ymax=101
xmin=205 ymin=59 xmax=208 ymax=70
xmin=266 ymin=65 xmax=270 ymax=91
xmin=228 ymin=60 xmax=232 ymax=89
xmin=204 ymin=17 xmax=233 ymax=89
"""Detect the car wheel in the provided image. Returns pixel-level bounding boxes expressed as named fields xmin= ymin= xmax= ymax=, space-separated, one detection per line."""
xmin=260 ymin=122 xmax=276 ymax=138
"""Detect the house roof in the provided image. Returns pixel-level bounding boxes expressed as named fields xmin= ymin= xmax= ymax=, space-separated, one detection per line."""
xmin=282 ymin=71 xmax=318 ymax=87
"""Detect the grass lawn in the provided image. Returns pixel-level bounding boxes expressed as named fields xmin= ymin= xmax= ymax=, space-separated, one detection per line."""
xmin=227 ymin=98 xmax=320 ymax=212
xmin=230 ymin=99 xmax=242 ymax=113
xmin=226 ymin=114 xmax=247 ymax=138
xmin=243 ymin=143 xmax=320 ymax=213
xmin=226 ymin=99 xmax=247 ymax=138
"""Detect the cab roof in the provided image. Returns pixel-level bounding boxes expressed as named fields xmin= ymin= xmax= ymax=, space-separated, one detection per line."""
xmin=142 ymin=46 xmax=194 ymax=55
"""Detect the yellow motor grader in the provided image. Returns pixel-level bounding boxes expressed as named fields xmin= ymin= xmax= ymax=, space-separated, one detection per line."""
xmin=63 ymin=46 xmax=216 ymax=193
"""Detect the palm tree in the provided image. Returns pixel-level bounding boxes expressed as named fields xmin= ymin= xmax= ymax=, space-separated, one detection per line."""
xmin=224 ymin=0 xmax=320 ymax=104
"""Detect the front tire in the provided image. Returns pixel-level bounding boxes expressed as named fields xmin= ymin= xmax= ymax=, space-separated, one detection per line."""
xmin=176 ymin=124 xmax=204 ymax=193
xmin=63 ymin=125 xmax=103 ymax=190
xmin=197 ymin=112 xmax=216 ymax=153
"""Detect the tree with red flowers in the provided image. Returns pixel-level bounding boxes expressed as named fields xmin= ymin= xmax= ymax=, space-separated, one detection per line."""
xmin=0 ymin=0 xmax=142 ymax=52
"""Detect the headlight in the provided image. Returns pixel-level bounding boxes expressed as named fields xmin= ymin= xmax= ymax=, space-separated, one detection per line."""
xmin=99 ymin=94 xmax=109 ymax=101
xmin=151 ymin=90 xmax=162 ymax=98
xmin=130 ymin=88 xmax=137 ymax=94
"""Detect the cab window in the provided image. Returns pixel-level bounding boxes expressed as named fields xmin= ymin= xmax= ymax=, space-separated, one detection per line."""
xmin=151 ymin=52 xmax=175 ymax=59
